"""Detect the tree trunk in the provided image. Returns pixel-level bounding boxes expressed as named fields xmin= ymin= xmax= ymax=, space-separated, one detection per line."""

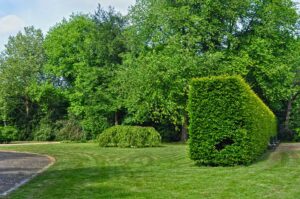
xmin=114 ymin=111 xmax=119 ymax=125
xmin=25 ymin=96 xmax=29 ymax=118
xmin=283 ymin=92 xmax=299 ymax=139
xmin=3 ymin=111 xmax=7 ymax=127
xmin=181 ymin=114 xmax=188 ymax=142
xmin=284 ymin=99 xmax=293 ymax=131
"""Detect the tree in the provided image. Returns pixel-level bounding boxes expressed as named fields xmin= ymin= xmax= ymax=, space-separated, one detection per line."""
xmin=44 ymin=6 xmax=127 ymax=138
xmin=281 ymin=40 xmax=300 ymax=139
xmin=0 ymin=26 xmax=45 ymax=139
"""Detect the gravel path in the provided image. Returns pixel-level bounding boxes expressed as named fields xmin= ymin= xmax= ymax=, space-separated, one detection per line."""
xmin=0 ymin=151 xmax=54 ymax=196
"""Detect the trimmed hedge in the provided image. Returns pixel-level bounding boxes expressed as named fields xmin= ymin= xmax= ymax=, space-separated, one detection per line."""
xmin=98 ymin=126 xmax=161 ymax=148
xmin=188 ymin=75 xmax=277 ymax=166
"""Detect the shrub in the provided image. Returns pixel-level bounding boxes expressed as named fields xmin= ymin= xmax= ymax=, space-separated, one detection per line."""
xmin=33 ymin=120 xmax=55 ymax=141
xmin=55 ymin=119 xmax=85 ymax=142
xmin=188 ymin=75 xmax=277 ymax=166
xmin=98 ymin=126 xmax=161 ymax=148
xmin=0 ymin=126 xmax=18 ymax=143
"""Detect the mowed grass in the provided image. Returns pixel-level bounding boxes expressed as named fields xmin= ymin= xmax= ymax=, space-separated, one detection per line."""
xmin=1 ymin=143 xmax=300 ymax=199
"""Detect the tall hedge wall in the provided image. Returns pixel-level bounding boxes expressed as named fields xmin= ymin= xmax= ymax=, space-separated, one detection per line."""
xmin=188 ymin=75 xmax=277 ymax=166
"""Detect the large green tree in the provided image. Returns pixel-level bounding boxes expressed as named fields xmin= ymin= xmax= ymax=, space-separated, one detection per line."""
xmin=0 ymin=26 xmax=45 ymax=139
xmin=44 ymin=6 xmax=126 ymax=138
xmin=282 ymin=40 xmax=300 ymax=139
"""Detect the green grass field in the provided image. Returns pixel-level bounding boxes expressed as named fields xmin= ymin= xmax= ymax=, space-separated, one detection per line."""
xmin=1 ymin=143 xmax=300 ymax=199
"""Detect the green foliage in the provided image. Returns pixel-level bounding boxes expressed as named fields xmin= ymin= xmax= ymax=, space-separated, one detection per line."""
xmin=29 ymin=83 xmax=69 ymax=123
xmin=116 ymin=0 xmax=298 ymax=141
xmin=98 ymin=125 xmax=161 ymax=148
xmin=44 ymin=8 xmax=127 ymax=137
xmin=288 ymin=66 xmax=300 ymax=140
xmin=55 ymin=120 xmax=85 ymax=142
xmin=291 ymin=99 xmax=300 ymax=122
xmin=0 ymin=1 xmax=299 ymax=142
xmin=33 ymin=125 xmax=53 ymax=141
xmin=44 ymin=15 xmax=95 ymax=84
xmin=293 ymin=128 xmax=300 ymax=142
xmin=188 ymin=75 xmax=277 ymax=166
xmin=115 ymin=43 xmax=198 ymax=125
xmin=0 ymin=26 xmax=45 ymax=139
xmin=0 ymin=126 xmax=18 ymax=143
xmin=33 ymin=119 xmax=55 ymax=141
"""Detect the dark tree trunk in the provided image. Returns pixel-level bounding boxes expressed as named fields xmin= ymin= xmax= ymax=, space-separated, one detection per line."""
xmin=114 ymin=111 xmax=119 ymax=125
xmin=181 ymin=114 xmax=188 ymax=142
xmin=25 ymin=96 xmax=29 ymax=118
xmin=284 ymin=99 xmax=293 ymax=131
xmin=283 ymin=92 xmax=299 ymax=139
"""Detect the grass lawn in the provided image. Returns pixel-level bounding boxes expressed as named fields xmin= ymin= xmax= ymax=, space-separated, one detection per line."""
xmin=1 ymin=143 xmax=300 ymax=199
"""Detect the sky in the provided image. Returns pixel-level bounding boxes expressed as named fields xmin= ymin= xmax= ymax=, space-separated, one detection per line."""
xmin=0 ymin=0 xmax=135 ymax=51
xmin=1 ymin=0 xmax=300 ymax=52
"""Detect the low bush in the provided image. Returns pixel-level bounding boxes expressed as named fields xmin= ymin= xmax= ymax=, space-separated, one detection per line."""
xmin=33 ymin=119 xmax=55 ymax=141
xmin=188 ymin=75 xmax=277 ymax=166
xmin=33 ymin=124 xmax=54 ymax=141
xmin=0 ymin=126 xmax=18 ymax=143
xmin=55 ymin=119 xmax=85 ymax=142
xmin=98 ymin=125 xmax=161 ymax=148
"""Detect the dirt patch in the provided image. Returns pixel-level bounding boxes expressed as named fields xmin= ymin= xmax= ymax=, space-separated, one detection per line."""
xmin=268 ymin=143 xmax=300 ymax=161
xmin=275 ymin=143 xmax=300 ymax=152
xmin=0 ymin=151 xmax=54 ymax=197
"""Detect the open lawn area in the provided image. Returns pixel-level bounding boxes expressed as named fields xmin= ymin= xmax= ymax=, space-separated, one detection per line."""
xmin=1 ymin=143 xmax=300 ymax=199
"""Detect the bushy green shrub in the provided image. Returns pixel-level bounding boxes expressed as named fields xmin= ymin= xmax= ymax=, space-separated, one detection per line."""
xmin=33 ymin=119 xmax=55 ymax=141
xmin=188 ymin=75 xmax=277 ymax=166
xmin=0 ymin=126 xmax=18 ymax=143
xmin=34 ymin=125 xmax=54 ymax=141
xmin=98 ymin=126 xmax=161 ymax=148
xmin=55 ymin=119 xmax=85 ymax=142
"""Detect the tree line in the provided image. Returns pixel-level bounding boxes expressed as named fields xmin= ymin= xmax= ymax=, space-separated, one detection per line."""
xmin=0 ymin=0 xmax=300 ymax=142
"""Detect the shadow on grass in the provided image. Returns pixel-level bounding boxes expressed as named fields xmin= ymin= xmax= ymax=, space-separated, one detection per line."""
xmin=193 ymin=149 xmax=274 ymax=168
xmin=251 ymin=149 xmax=273 ymax=165
xmin=8 ymin=166 xmax=141 ymax=199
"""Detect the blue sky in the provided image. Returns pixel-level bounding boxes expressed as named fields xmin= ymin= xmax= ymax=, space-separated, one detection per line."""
xmin=0 ymin=0 xmax=135 ymax=51
xmin=0 ymin=0 xmax=299 ymax=52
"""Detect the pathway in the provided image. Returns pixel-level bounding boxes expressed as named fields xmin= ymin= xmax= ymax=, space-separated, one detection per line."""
xmin=0 ymin=151 xmax=54 ymax=196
